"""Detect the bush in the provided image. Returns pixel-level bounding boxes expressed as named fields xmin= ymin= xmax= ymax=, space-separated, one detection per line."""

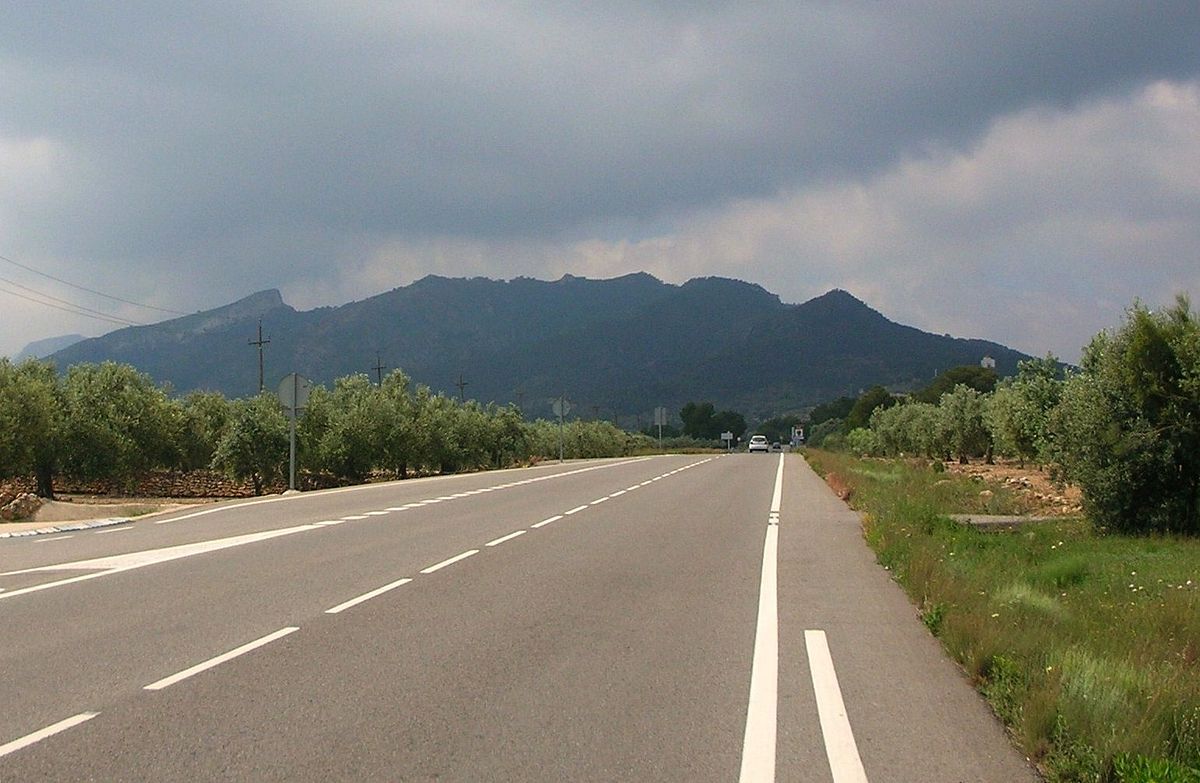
xmin=1047 ymin=297 xmax=1200 ymax=535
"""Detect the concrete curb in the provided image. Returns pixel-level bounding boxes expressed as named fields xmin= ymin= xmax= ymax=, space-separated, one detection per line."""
xmin=0 ymin=517 xmax=133 ymax=539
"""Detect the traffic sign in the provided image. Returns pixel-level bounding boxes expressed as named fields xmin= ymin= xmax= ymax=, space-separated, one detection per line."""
xmin=278 ymin=373 xmax=312 ymax=411
xmin=653 ymin=406 xmax=668 ymax=426
xmin=553 ymin=397 xmax=572 ymax=418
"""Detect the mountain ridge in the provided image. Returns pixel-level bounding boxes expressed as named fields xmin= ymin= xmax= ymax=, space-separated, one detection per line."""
xmin=44 ymin=274 xmax=1031 ymax=419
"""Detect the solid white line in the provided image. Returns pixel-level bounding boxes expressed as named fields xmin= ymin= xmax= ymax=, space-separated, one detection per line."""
xmin=590 ymin=496 xmax=609 ymax=505
xmin=420 ymin=549 xmax=478 ymax=574
xmin=738 ymin=525 xmax=779 ymax=783
xmin=35 ymin=535 xmax=74 ymax=543
xmin=806 ymin=630 xmax=870 ymax=782
xmin=738 ymin=452 xmax=787 ymax=783
xmin=771 ymin=452 xmax=785 ymax=512
xmin=94 ymin=527 xmax=131 ymax=534
xmin=326 ymin=578 xmax=412 ymax=614
xmin=144 ymin=627 xmax=299 ymax=691
xmin=531 ymin=515 xmax=563 ymax=529
xmin=485 ymin=530 xmax=526 ymax=547
xmin=564 ymin=505 xmax=588 ymax=515
xmin=0 ymin=712 xmax=99 ymax=759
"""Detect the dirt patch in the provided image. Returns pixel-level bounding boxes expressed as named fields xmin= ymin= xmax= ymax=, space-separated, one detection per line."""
xmin=942 ymin=460 xmax=1082 ymax=516
xmin=31 ymin=497 xmax=211 ymax=524
xmin=825 ymin=472 xmax=853 ymax=502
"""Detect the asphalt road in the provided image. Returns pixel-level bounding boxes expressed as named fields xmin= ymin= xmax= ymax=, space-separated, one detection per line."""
xmin=0 ymin=454 xmax=1039 ymax=781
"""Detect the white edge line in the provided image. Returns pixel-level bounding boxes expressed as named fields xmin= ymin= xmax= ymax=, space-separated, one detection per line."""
xmin=0 ymin=711 xmax=100 ymax=759
xmin=144 ymin=627 xmax=299 ymax=691
xmin=738 ymin=525 xmax=779 ymax=783
xmin=531 ymin=515 xmax=563 ymax=528
xmin=485 ymin=530 xmax=526 ymax=547
xmin=149 ymin=456 xmax=649 ymax=525
xmin=806 ymin=630 xmax=870 ymax=783
xmin=419 ymin=549 xmax=479 ymax=574
xmin=326 ymin=578 xmax=413 ymax=614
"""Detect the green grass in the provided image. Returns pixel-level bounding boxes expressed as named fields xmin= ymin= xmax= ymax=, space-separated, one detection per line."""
xmin=807 ymin=449 xmax=1200 ymax=783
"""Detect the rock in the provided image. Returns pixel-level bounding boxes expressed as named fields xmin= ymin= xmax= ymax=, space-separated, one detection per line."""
xmin=1 ymin=492 xmax=43 ymax=521
xmin=979 ymin=489 xmax=994 ymax=500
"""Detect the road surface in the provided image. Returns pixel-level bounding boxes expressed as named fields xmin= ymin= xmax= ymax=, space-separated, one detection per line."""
xmin=0 ymin=454 xmax=1038 ymax=781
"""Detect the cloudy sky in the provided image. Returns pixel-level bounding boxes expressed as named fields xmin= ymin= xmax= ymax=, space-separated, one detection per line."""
xmin=2 ymin=2 xmax=1198 ymax=362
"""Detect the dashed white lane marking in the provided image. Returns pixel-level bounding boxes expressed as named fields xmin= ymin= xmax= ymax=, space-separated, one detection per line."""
xmin=806 ymin=630 xmax=870 ymax=782
xmin=315 ymin=520 xmax=345 ymax=526
xmin=326 ymin=578 xmax=413 ymax=614
xmin=420 ymin=549 xmax=478 ymax=574
xmin=626 ymin=485 xmax=641 ymax=492
xmin=590 ymin=496 xmax=609 ymax=506
xmin=485 ymin=530 xmax=526 ymax=547
xmin=0 ymin=712 xmax=99 ymax=759
xmin=640 ymin=480 xmax=653 ymax=486
xmin=738 ymin=451 xmax=785 ymax=783
xmin=144 ymin=627 xmax=299 ymax=691
xmin=385 ymin=507 xmax=409 ymax=512
xmin=531 ymin=515 xmax=563 ymax=529
xmin=564 ymin=505 xmax=588 ymax=515
xmin=94 ymin=527 xmax=131 ymax=534
xmin=610 ymin=490 xmax=627 ymax=497
xmin=342 ymin=515 xmax=369 ymax=520
xmin=35 ymin=535 xmax=74 ymax=543
xmin=364 ymin=511 xmax=390 ymax=516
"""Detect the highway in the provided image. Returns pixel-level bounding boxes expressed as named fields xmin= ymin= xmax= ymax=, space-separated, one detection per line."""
xmin=0 ymin=454 xmax=1038 ymax=781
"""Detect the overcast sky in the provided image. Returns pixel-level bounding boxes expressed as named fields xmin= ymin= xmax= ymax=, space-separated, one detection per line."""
xmin=2 ymin=2 xmax=1198 ymax=363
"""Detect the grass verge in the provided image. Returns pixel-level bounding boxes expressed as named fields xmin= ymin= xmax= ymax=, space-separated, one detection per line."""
xmin=806 ymin=450 xmax=1200 ymax=783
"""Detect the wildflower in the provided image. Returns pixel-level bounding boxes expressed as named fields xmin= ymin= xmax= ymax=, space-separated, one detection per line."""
xmin=991 ymin=613 xmax=1000 ymax=618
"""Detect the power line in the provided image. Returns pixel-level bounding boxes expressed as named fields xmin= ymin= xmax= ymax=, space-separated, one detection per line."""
xmin=0 ymin=252 xmax=188 ymax=316
xmin=0 ymin=278 xmax=143 ymax=327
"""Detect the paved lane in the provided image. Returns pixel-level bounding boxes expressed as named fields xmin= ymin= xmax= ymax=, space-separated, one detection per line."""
xmin=0 ymin=454 xmax=1038 ymax=781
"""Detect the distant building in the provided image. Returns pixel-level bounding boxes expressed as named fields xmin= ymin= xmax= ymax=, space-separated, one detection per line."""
xmin=981 ymin=356 xmax=996 ymax=369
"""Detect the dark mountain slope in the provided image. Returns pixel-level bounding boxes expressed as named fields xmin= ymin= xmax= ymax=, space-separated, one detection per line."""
xmin=47 ymin=274 xmax=1031 ymax=417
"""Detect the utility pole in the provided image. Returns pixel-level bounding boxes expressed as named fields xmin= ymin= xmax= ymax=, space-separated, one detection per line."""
xmin=248 ymin=319 xmax=270 ymax=394
xmin=455 ymin=373 xmax=468 ymax=403
xmin=372 ymin=353 xmax=387 ymax=385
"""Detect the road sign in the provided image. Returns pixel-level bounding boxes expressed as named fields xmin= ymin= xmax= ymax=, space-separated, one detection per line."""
xmin=653 ymin=406 xmax=668 ymax=426
xmin=552 ymin=397 xmax=571 ymax=418
xmin=278 ymin=373 xmax=312 ymax=411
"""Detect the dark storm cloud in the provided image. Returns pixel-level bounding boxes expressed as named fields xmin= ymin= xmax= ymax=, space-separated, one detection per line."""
xmin=0 ymin=2 xmax=1198 ymax=358
xmin=3 ymin=2 xmax=1197 ymax=254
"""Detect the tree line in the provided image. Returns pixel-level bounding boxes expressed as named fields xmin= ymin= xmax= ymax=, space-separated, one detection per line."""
xmin=0 ymin=363 xmax=646 ymax=497
xmin=810 ymin=297 xmax=1200 ymax=536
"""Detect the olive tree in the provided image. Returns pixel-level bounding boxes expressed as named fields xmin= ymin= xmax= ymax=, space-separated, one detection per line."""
xmin=60 ymin=362 xmax=181 ymax=485
xmin=1047 ymin=298 xmax=1200 ymax=535
xmin=0 ymin=359 xmax=64 ymax=497
xmin=211 ymin=394 xmax=289 ymax=495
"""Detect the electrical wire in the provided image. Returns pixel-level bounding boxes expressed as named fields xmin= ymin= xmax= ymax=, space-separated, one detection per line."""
xmin=0 ymin=252 xmax=188 ymax=315
xmin=0 ymin=279 xmax=144 ymax=327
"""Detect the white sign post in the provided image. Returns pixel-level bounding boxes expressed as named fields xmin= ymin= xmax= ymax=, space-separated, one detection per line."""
xmin=721 ymin=431 xmax=734 ymax=451
xmin=653 ymin=406 xmax=668 ymax=451
xmin=278 ymin=373 xmax=312 ymax=491
xmin=553 ymin=395 xmax=572 ymax=462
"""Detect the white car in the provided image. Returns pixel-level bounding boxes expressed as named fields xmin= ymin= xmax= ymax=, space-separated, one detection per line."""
xmin=748 ymin=434 xmax=769 ymax=453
